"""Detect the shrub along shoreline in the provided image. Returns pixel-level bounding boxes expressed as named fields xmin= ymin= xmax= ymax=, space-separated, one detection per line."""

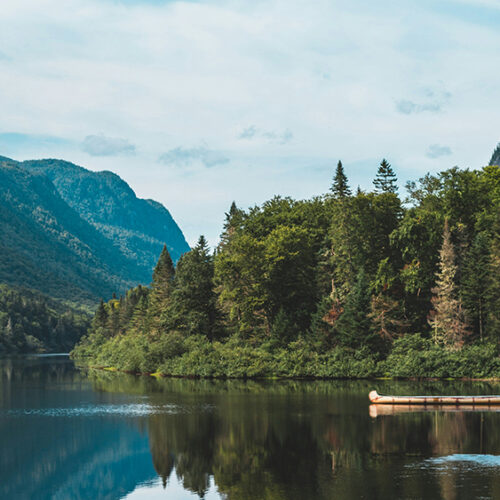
xmin=71 ymin=333 xmax=500 ymax=380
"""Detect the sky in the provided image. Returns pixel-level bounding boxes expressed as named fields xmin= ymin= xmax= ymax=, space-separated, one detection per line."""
xmin=0 ymin=0 xmax=499 ymax=246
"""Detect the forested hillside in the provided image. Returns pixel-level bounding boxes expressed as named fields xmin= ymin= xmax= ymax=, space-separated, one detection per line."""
xmin=0 ymin=284 xmax=90 ymax=354
xmin=0 ymin=155 xmax=189 ymax=353
xmin=22 ymin=159 xmax=189 ymax=266
xmin=0 ymin=157 xmax=189 ymax=304
xmin=73 ymin=160 xmax=500 ymax=378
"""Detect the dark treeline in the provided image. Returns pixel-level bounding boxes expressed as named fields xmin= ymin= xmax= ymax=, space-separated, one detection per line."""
xmin=0 ymin=285 xmax=90 ymax=354
xmin=73 ymin=160 xmax=500 ymax=378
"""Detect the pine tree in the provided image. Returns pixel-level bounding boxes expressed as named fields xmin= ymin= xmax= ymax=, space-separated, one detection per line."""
xmin=107 ymin=299 xmax=120 ymax=337
xmin=330 ymin=161 xmax=351 ymax=199
xmin=130 ymin=295 xmax=149 ymax=334
xmin=309 ymin=292 xmax=343 ymax=347
xmin=336 ymin=268 xmax=373 ymax=348
xmin=92 ymin=299 xmax=108 ymax=332
xmin=428 ymin=220 xmax=469 ymax=349
xmin=168 ymin=236 xmax=218 ymax=339
xmin=486 ymin=210 xmax=500 ymax=338
xmin=373 ymin=159 xmax=398 ymax=194
xmin=219 ymin=201 xmax=244 ymax=249
xmin=148 ymin=245 xmax=175 ymax=337
xmin=461 ymin=232 xmax=490 ymax=341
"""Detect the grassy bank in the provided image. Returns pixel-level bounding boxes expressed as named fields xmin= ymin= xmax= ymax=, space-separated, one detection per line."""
xmin=71 ymin=333 xmax=500 ymax=379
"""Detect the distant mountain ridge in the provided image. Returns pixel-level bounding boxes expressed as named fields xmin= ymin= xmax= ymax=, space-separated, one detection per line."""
xmin=490 ymin=143 xmax=500 ymax=166
xmin=0 ymin=156 xmax=189 ymax=303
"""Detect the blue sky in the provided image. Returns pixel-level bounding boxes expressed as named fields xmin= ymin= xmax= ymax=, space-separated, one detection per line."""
xmin=0 ymin=0 xmax=499 ymax=245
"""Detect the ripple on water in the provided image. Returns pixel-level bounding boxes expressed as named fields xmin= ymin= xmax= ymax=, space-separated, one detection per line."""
xmin=5 ymin=403 xmax=214 ymax=418
xmin=413 ymin=454 xmax=500 ymax=471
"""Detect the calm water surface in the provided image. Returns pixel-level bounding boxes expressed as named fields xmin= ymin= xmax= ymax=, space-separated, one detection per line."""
xmin=2 ymin=355 xmax=500 ymax=499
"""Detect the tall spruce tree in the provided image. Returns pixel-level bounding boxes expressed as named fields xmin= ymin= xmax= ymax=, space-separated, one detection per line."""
xmin=168 ymin=236 xmax=218 ymax=339
xmin=373 ymin=159 xmax=398 ymax=194
xmin=148 ymin=245 xmax=175 ymax=337
xmin=428 ymin=220 xmax=469 ymax=349
xmin=92 ymin=299 xmax=108 ymax=332
xmin=219 ymin=201 xmax=244 ymax=249
xmin=487 ymin=210 xmax=500 ymax=337
xmin=331 ymin=161 xmax=351 ymax=199
xmin=336 ymin=268 xmax=373 ymax=348
xmin=461 ymin=232 xmax=490 ymax=341
xmin=130 ymin=295 xmax=149 ymax=334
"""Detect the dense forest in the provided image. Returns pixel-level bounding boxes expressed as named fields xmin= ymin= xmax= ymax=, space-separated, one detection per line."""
xmin=73 ymin=160 xmax=500 ymax=378
xmin=0 ymin=285 xmax=90 ymax=354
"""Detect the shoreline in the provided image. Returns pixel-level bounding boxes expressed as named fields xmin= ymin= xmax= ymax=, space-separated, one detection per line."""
xmin=75 ymin=362 xmax=500 ymax=383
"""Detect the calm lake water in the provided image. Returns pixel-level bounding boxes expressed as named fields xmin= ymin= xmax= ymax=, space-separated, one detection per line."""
xmin=2 ymin=356 xmax=500 ymax=499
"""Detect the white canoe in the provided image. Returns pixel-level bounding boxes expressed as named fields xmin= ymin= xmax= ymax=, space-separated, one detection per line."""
xmin=369 ymin=390 xmax=500 ymax=405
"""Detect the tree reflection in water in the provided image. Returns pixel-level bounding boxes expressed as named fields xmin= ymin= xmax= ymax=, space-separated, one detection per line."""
xmin=88 ymin=372 xmax=500 ymax=500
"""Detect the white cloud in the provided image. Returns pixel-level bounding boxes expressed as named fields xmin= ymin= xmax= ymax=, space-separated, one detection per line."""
xmin=158 ymin=146 xmax=229 ymax=168
xmin=426 ymin=144 xmax=453 ymax=159
xmin=0 ymin=0 xmax=499 ymax=244
xmin=238 ymin=125 xmax=293 ymax=144
xmin=82 ymin=134 xmax=135 ymax=156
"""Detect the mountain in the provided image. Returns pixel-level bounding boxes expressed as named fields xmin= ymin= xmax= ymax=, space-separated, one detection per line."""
xmin=490 ymin=143 xmax=500 ymax=166
xmin=0 ymin=157 xmax=189 ymax=304
xmin=22 ymin=158 xmax=189 ymax=265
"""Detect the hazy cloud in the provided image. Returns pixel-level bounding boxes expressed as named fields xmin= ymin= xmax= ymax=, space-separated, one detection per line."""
xmin=159 ymin=146 xmax=229 ymax=168
xmin=82 ymin=134 xmax=136 ymax=156
xmin=396 ymin=88 xmax=451 ymax=115
xmin=396 ymin=99 xmax=442 ymax=115
xmin=238 ymin=126 xmax=258 ymax=140
xmin=238 ymin=126 xmax=293 ymax=144
xmin=426 ymin=144 xmax=452 ymax=158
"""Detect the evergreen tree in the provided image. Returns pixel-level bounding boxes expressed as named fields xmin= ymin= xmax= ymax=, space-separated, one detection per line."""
xmin=168 ymin=236 xmax=218 ymax=339
xmin=487 ymin=210 xmax=500 ymax=337
xmin=373 ymin=159 xmax=398 ymax=194
xmin=130 ymin=295 xmax=149 ymax=334
xmin=148 ymin=245 xmax=175 ymax=337
xmin=428 ymin=220 xmax=469 ymax=349
xmin=219 ymin=201 xmax=244 ymax=249
xmin=336 ymin=268 xmax=372 ymax=348
xmin=106 ymin=299 xmax=120 ymax=337
xmin=92 ymin=299 xmax=108 ymax=331
xmin=330 ymin=161 xmax=351 ymax=199
xmin=461 ymin=232 xmax=490 ymax=341
xmin=309 ymin=292 xmax=343 ymax=347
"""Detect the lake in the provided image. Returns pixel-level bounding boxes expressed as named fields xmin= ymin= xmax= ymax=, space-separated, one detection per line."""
xmin=2 ymin=355 xmax=500 ymax=499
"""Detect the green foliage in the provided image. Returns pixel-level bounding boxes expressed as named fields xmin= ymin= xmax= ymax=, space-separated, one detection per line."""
xmin=73 ymin=162 xmax=500 ymax=379
xmin=381 ymin=334 xmax=500 ymax=378
xmin=0 ymin=284 xmax=90 ymax=354
xmin=461 ymin=231 xmax=491 ymax=340
xmin=335 ymin=268 xmax=377 ymax=349
xmin=148 ymin=245 xmax=175 ymax=337
xmin=167 ymin=236 xmax=219 ymax=339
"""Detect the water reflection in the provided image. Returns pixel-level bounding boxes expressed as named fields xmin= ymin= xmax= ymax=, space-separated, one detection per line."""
xmin=3 ymin=357 xmax=500 ymax=499
xmin=369 ymin=404 xmax=500 ymax=417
